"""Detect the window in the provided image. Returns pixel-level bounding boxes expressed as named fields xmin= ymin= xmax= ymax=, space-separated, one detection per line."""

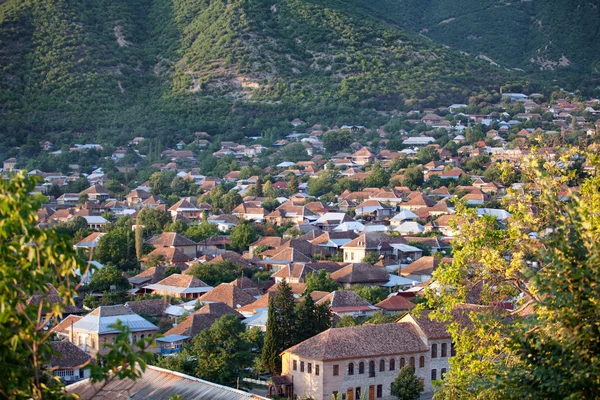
xmin=441 ymin=343 xmax=447 ymax=357
xmin=348 ymin=362 xmax=354 ymax=375
xmin=399 ymin=358 xmax=405 ymax=368
xmin=419 ymin=356 xmax=425 ymax=368
xmin=356 ymin=387 xmax=361 ymax=398
xmin=91 ymin=338 xmax=95 ymax=349
xmin=441 ymin=368 xmax=446 ymax=379
xmin=300 ymin=361 xmax=305 ymax=372
xmin=55 ymin=369 xmax=74 ymax=377
xmin=431 ymin=369 xmax=437 ymax=381
xmin=451 ymin=342 xmax=456 ymax=357
xmin=315 ymin=365 xmax=319 ymax=376
xmin=432 ymin=343 xmax=438 ymax=358
xmin=293 ymin=360 xmax=297 ymax=371
xmin=369 ymin=360 xmax=375 ymax=377
xmin=307 ymin=363 xmax=312 ymax=374
xmin=351 ymin=252 xmax=354 ymax=260
xmin=102 ymin=337 xmax=106 ymax=347
xmin=379 ymin=359 xmax=385 ymax=372
xmin=359 ymin=362 xmax=365 ymax=374
xmin=333 ymin=364 xmax=339 ymax=376
xmin=376 ymin=385 xmax=383 ymax=398
xmin=141 ymin=334 xmax=145 ymax=340
xmin=409 ymin=357 xmax=415 ymax=369
xmin=132 ymin=335 xmax=137 ymax=344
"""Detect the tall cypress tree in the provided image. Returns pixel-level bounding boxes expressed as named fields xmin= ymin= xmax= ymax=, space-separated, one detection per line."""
xmin=262 ymin=298 xmax=279 ymax=375
xmin=261 ymin=280 xmax=297 ymax=375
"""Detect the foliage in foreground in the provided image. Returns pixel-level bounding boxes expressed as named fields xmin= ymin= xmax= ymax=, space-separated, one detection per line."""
xmin=425 ymin=151 xmax=600 ymax=399
xmin=0 ymin=172 xmax=151 ymax=399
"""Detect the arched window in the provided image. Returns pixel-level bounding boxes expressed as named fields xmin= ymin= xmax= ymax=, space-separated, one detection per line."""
xmin=400 ymin=357 xmax=405 ymax=368
xmin=359 ymin=362 xmax=365 ymax=374
xmin=451 ymin=342 xmax=456 ymax=356
xmin=441 ymin=343 xmax=447 ymax=357
xmin=389 ymin=358 xmax=396 ymax=371
xmin=441 ymin=368 xmax=447 ymax=379
xmin=133 ymin=335 xmax=137 ymax=344
xmin=431 ymin=343 xmax=438 ymax=358
xmin=348 ymin=362 xmax=354 ymax=375
xmin=431 ymin=369 xmax=437 ymax=381
xmin=102 ymin=337 xmax=107 ymax=347
xmin=141 ymin=334 xmax=145 ymax=340
xmin=409 ymin=357 xmax=415 ymax=369
xmin=379 ymin=359 xmax=385 ymax=372
xmin=419 ymin=356 xmax=425 ymax=368
xmin=369 ymin=360 xmax=375 ymax=377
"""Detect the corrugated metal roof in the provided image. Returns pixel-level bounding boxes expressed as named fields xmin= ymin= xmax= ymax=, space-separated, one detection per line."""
xmin=67 ymin=365 xmax=269 ymax=399
xmin=73 ymin=313 xmax=158 ymax=334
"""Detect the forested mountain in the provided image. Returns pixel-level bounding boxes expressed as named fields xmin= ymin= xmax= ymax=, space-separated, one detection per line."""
xmin=0 ymin=0 xmax=596 ymax=148
xmin=350 ymin=0 xmax=600 ymax=74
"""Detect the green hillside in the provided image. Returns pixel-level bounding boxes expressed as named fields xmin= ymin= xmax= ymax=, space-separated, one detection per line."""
xmin=0 ymin=0 xmax=581 ymax=150
xmin=350 ymin=0 xmax=600 ymax=74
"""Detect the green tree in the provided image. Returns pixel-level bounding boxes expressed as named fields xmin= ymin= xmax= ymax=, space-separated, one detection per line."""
xmin=391 ymin=366 xmax=424 ymax=400
xmin=221 ymin=191 xmax=243 ymax=213
xmin=149 ymin=170 xmax=176 ymax=195
xmin=230 ymin=222 xmax=258 ymax=252
xmin=262 ymin=280 xmax=297 ymax=374
xmin=402 ymin=165 xmax=424 ymax=190
xmin=191 ymin=315 xmax=254 ymax=388
xmin=352 ymin=286 xmax=388 ymax=304
xmin=336 ymin=315 xmax=359 ymax=328
xmin=295 ymin=294 xmax=332 ymax=343
xmin=95 ymin=226 xmax=138 ymax=271
xmin=137 ymin=208 xmax=171 ymax=235
xmin=364 ymin=162 xmax=390 ymax=188
xmin=185 ymin=220 xmax=219 ymax=242
xmin=78 ymin=192 xmax=89 ymax=205
xmin=263 ymin=180 xmax=277 ymax=198
xmin=304 ymin=270 xmax=338 ymax=294
xmin=425 ymin=151 xmax=600 ymax=399
xmin=187 ymin=260 xmax=255 ymax=286
xmin=0 ymin=172 xmax=150 ymax=399
xmin=287 ymin=175 xmax=299 ymax=194
xmin=323 ymin=129 xmax=354 ymax=153
xmin=88 ymin=264 xmax=130 ymax=292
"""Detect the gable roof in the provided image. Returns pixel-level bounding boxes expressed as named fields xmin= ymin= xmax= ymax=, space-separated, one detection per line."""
xmin=375 ymin=295 xmax=415 ymax=311
xmin=146 ymin=232 xmax=198 ymax=247
xmin=331 ymin=263 xmax=390 ymax=284
xmin=316 ymin=290 xmax=376 ymax=312
xmin=199 ymin=284 xmax=257 ymax=308
xmin=283 ymin=323 xmax=428 ymax=360
xmin=400 ymin=256 xmax=452 ymax=277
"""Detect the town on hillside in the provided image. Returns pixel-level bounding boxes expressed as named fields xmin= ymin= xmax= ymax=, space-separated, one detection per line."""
xmin=3 ymin=91 xmax=600 ymax=400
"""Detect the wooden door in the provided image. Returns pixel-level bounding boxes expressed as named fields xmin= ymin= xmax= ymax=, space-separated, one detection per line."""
xmin=369 ymin=385 xmax=375 ymax=400
xmin=347 ymin=388 xmax=354 ymax=400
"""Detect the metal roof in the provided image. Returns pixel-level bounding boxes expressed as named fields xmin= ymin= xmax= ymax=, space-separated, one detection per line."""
xmin=73 ymin=313 xmax=158 ymax=334
xmin=67 ymin=365 xmax=269 ymax=399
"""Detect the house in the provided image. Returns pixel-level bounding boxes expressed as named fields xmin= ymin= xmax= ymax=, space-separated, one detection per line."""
xmin=199 ymin=283 xmax=257 ymax=308
xmin=375 ymin=295 xmax=415 ymax=313
xmin=208 ymin=214 xmax=240 ymax=232
xmin=3 ymin=157 xmax=17 ymax=171
xmin=351 ymin=147 xmax=376 ymax=165
xmin=313 ymin=213 xmax=354 ymax=231
xmin=74 ymin=232 xmax=105 ymax=250
xmin=232 ymin=203 xmax=266 ymax=222
xmin=126 ymin=189 xmax=151 ymax=206
xmin=330 ymin=263 xmax=390 ymax=288
xmin=393 ymin=221 xmax=425 ymax=235
xmin=141 ymin=274 xmax=213 ymax=299
xmin=69 ymin=305 xmax=158 ymax=356
xmin=400 ymin=257 xmax=453 ymax=283
xmin=168 ymin=199 xmax=201 ymax=221
xmin=80 ymin=185 xmax=110 ymax=203
xmin=280 ymin=323 xmax=432 ymax=399
xmin=48 ymin=341 xmax=93 ymax=383
xmin=341 ymin=232 xmax=405 ymax=264
xmin=141 ymin=247 xmax=191 ymax=266
xmin=82 ymin=216 xmax=108 ymax=230
xmin=124 ymin=299 xmax=167 ymax=318
xmin=309 ymin=231 xmax=357 ymax=258
xmin=354 ymin=200 xmax=393 ymax=221
xmin=389 ymin=210 xmax=419 ymax=226
xmin=316 ymin=290 xmax=379 ymax=318
xmin=146 ymin=232 xmax=199 ymax=258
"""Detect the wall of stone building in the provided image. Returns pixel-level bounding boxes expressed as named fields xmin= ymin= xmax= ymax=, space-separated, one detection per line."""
xmin=427 ymin=338 xmax=452 ymax=384
xmin=286 ymin=352 xmax=431 ymax=400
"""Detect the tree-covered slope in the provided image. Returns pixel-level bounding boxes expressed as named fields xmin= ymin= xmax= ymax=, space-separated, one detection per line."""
xmin=350 ymin=0 xmax=600 ymax=74
xmin=0 ymin=0 xmax=567 ymax=148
